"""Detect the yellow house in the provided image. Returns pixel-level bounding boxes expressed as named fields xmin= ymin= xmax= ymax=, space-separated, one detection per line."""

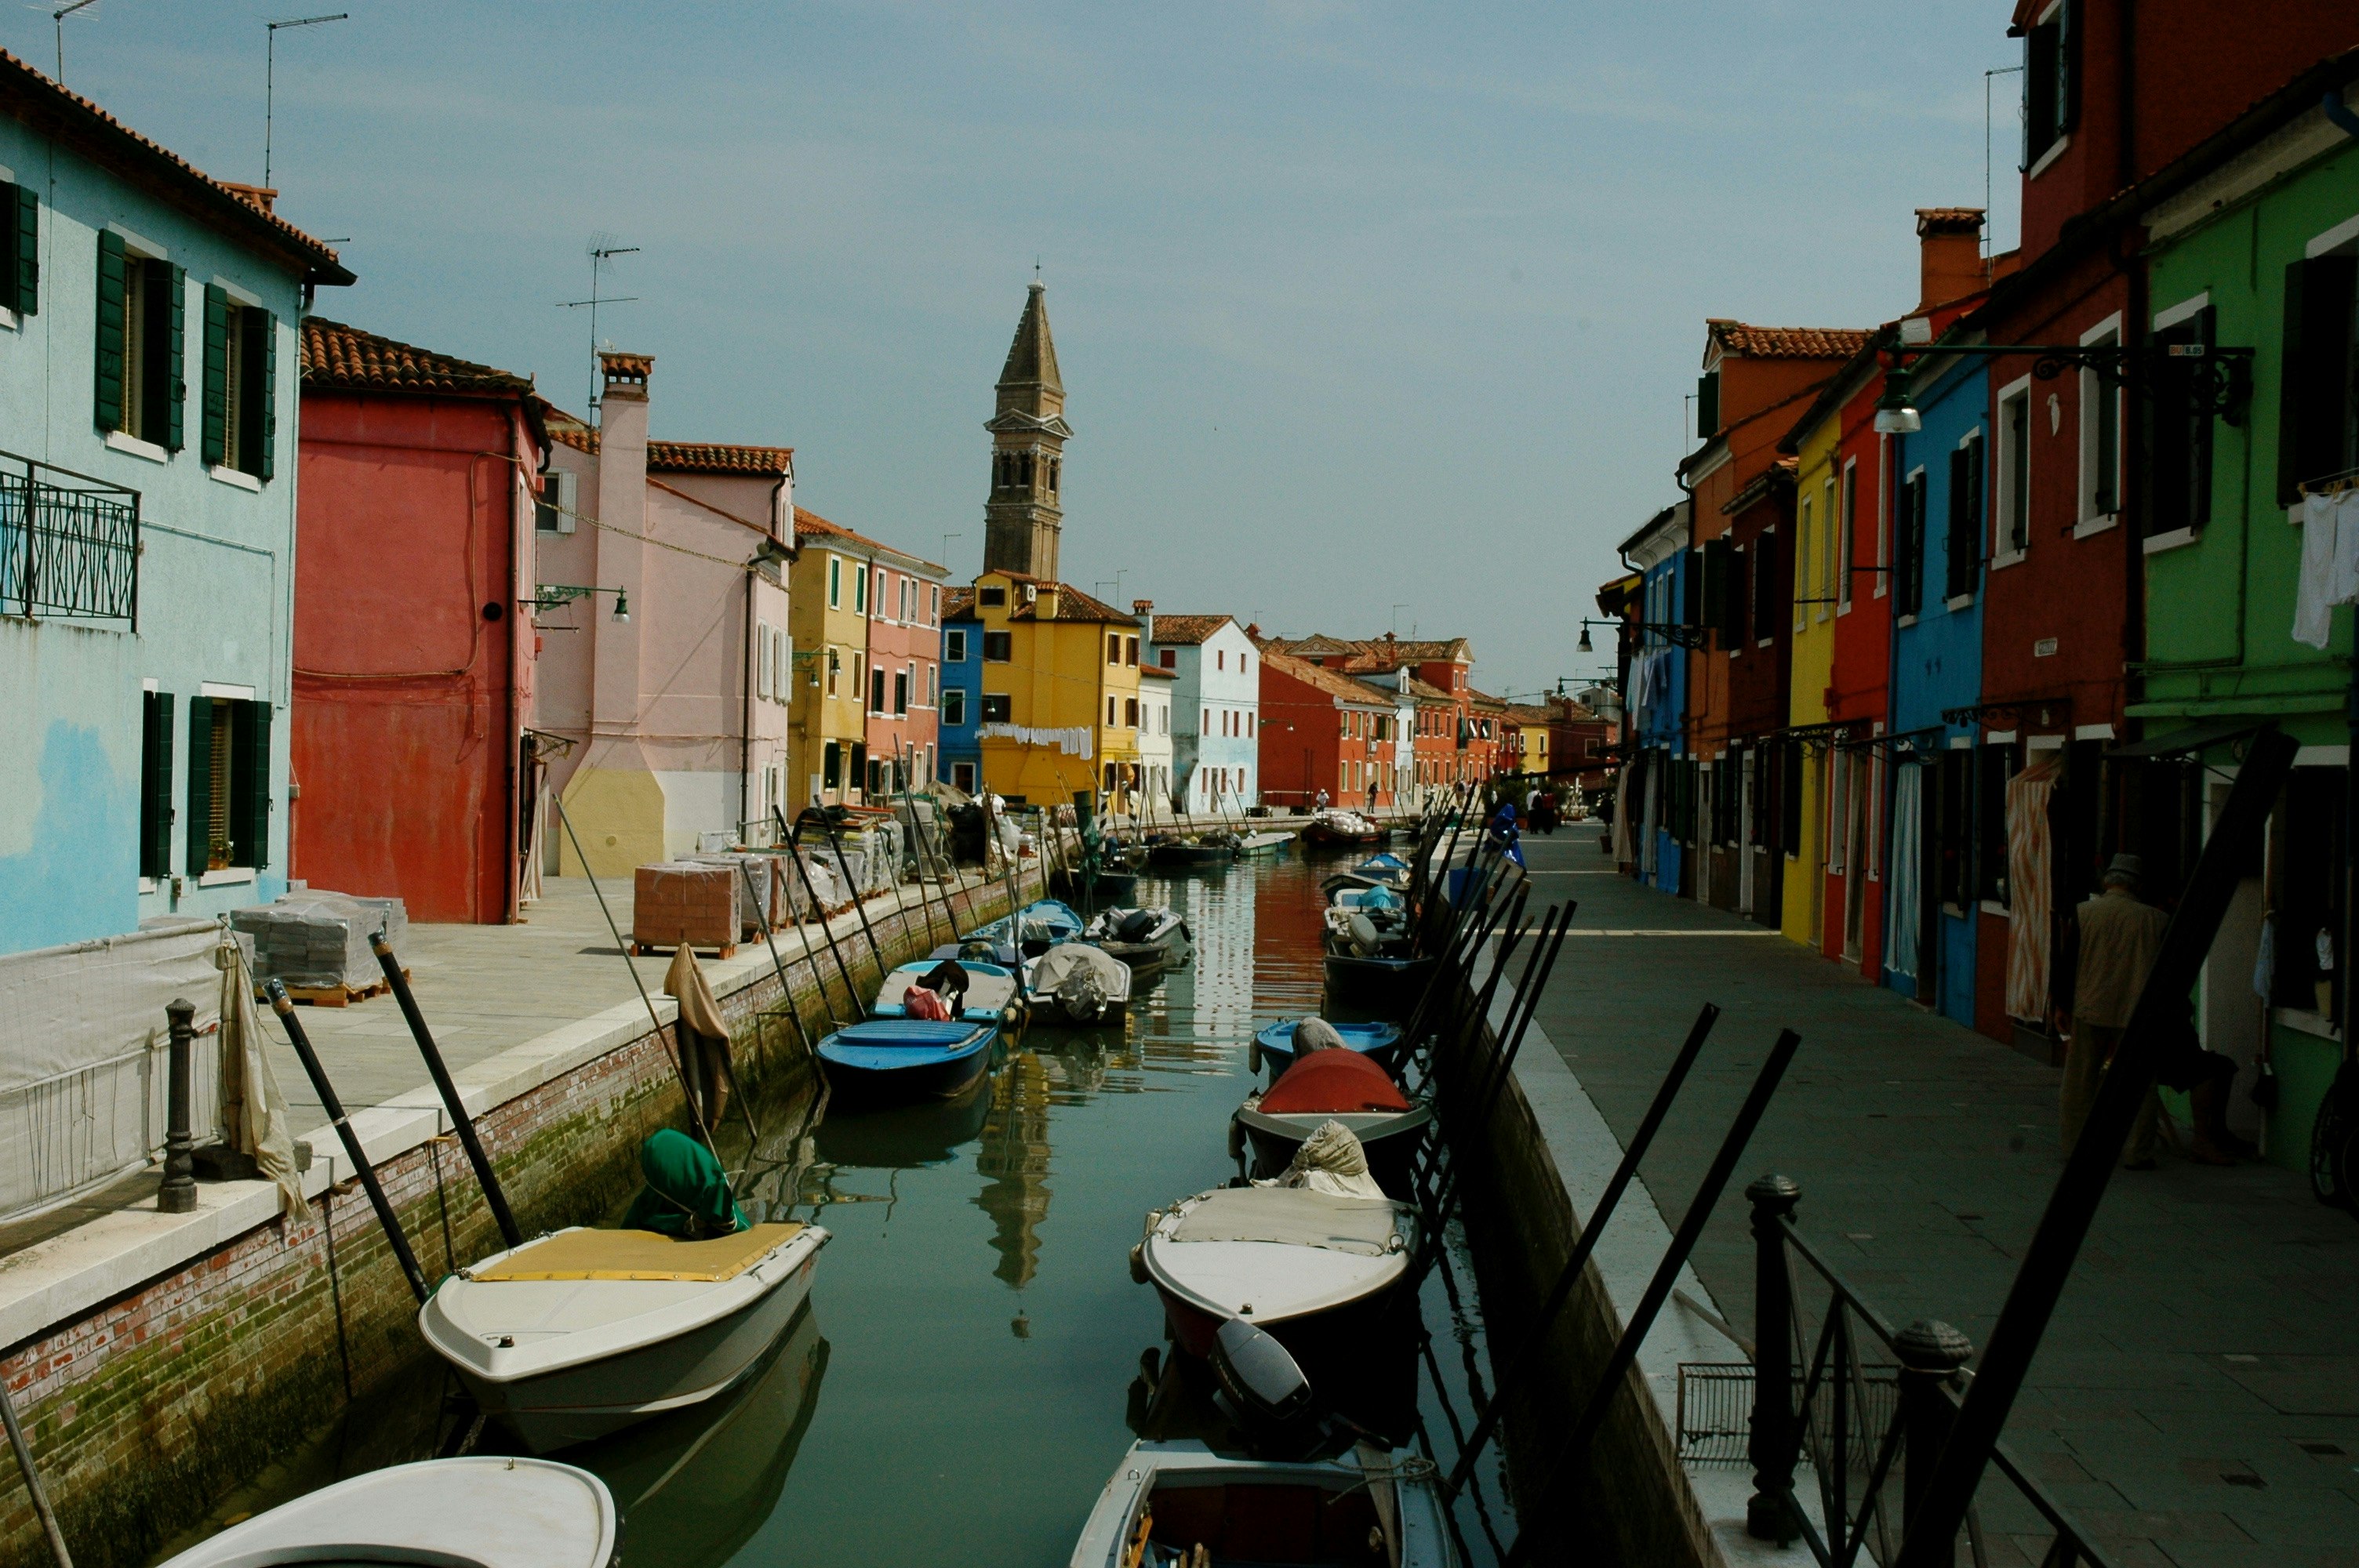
xmin=968 ymin=569 xmax=1143 ymax=808
xmin=1778 ymin=397 xmax=1841 ymax=948
xmin=790 ymin=506 xmax=879 ymax=811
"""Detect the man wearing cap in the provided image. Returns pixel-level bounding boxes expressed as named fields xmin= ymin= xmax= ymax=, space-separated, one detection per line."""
xmin=2063 ymin=854 xmax=2171 ymax=1167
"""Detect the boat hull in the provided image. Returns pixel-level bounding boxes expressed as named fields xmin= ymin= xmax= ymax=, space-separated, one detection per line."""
xmin=1321 ymin=953 xmax=1438 ymax=1016
xmin=1067 ymin=1441 xmax=1457 ymax=1568
xmin=817 ymin=1019 xmax=1001 ymax=1103
xmin=1148 ymin=844 xmax=1234 ymax=867
xmin=1251 ymin=1019 xmax=1405 ymax=1080
xmin=1235 ymin=1103 xmax=1433 ymax=1197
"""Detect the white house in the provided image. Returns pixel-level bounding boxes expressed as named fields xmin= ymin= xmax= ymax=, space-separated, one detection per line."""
xmin=1141 ymin=605 xmax=1259 ymax=815
xmin=1136 ymin=665 xmax=1175 ymax=822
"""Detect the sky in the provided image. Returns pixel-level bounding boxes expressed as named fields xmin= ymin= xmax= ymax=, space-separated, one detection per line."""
xmin=11 ymin=2 xmax=2024 ymax=700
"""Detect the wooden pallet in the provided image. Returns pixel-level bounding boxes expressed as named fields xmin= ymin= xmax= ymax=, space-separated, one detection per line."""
xmin=630 ymin=940 xmax=738 ymax=960
xmin=260 ymin=967 xmax=409 ymax=1009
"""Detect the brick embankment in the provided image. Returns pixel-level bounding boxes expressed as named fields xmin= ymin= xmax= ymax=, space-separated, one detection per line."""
xmin=0 ymin=861 xmax=1038 ymax=1568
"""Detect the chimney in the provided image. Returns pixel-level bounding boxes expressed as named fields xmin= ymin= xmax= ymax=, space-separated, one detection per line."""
xmin=1132 ymin=599 xmax=1154 ymax=643
xmin=591 ymin=352 xmax=652 ymax=736
xmin=1915 ymin=208 xmax=1986 ymax=310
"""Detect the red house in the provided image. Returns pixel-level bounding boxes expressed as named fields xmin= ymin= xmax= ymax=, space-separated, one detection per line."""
xmin=1257 ymin=648 xmax=1396 ymax=810
xmin=292 ymin=320 xmax=547 ymax=923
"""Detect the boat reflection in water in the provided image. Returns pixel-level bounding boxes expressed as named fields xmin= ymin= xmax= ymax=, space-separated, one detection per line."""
xmin=561 ymin=1302 xmax=831 ymax=1568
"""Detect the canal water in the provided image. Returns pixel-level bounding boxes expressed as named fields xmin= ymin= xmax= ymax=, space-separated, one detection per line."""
xmin=156 ymin=851 xmax=1518 ymax=1566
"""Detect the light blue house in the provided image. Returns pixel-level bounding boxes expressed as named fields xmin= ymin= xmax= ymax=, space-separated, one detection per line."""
xmin=1883 ymin=351 xmax=1988 ymax=1025
xmin=0 ymin=59 xmax=352 ymax=954
xmin=1620 ymin=502 xmax=1691 ymax=896
xmin=1145 ymin=609 xmax=1259 ymax=815
xmin=939 ymin=593 xmax=982 ymax=793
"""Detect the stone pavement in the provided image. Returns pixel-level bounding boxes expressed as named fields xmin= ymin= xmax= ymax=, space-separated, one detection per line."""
xmin=1514 ymin=830 xmax=2359 ymax=1568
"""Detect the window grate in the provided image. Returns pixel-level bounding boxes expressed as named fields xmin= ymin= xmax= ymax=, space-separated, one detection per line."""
xmin=0 ymin=448 xmax=140 ymax=622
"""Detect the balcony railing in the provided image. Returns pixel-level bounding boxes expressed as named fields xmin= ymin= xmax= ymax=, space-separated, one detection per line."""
xmin=0 ymin=448 xmax=140 ymax=624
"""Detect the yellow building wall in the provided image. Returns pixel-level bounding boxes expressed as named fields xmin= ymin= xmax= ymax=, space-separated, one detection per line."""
xmin=970 ymin=574 xmax=1142 ymax=807
xmin=788 ymin=546 xmax=874 ymax=806
xmin=1779 ymin=412 xmax=1840 ymax=949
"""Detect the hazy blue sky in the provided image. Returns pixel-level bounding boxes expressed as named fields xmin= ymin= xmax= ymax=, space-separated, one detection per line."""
xmin=15 ymin=2 xmax=2022 ymax=698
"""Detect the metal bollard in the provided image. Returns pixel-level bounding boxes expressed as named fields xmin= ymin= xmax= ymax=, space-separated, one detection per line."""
xmin=1896 ymin=1318 xmax=1975 ymax=1533
xmin=158 ymin=998 xmax=198 ymax=1214
xmin=1744 ymin=1173 xmax=1801 ymax=1542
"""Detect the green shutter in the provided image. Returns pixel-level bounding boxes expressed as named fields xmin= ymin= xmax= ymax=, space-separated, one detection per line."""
xmin=161 ymin=263 xmax=186 ymax=452
xmin=185 ymin=695 xmax=213 ymax=876
xmin=94 ymin=230 xmax=125 ymax=432
xmin=253 ymin=310 xmax=277 ymax=481
xmin=140 ymin=691 xmax=174 ymax=879
xmin=2277 ymin=260 xmax=2310 ymax=507
xmin=10 ymin=183 xmax=35 ymax=317
xmin=201 ymin=286 xmax=228 ymax=466
xmin=1697 ymin=372 xmax=1719 ymax=437
xmin=2055 ymin=0 xmax=2077 ymax=133
xmin=231 ymin=700 xmax=271 ymax=870
xmin=1700 ymin=536 xmax=1728 ymax=639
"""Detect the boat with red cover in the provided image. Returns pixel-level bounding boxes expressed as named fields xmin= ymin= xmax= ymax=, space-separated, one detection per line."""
xmin=1232 ymin=1051 xmax=1430 ymax=1198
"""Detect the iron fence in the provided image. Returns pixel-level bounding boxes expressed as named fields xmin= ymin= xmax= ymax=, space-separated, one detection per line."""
xmin=0 ymin=448 xmax=140 ymax=623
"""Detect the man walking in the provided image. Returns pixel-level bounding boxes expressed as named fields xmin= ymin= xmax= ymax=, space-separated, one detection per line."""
xmin=2062 ymin=855 xmax=2171 ymax=1167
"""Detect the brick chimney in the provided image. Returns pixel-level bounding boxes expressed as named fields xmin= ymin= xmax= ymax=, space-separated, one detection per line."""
xmin=1132 ymin=598 xmax=1154 ymax=642
xmin=592 ymin=352 xmax=652 ymax=735
xmin=1915 ymin=208 xmax=1986 ymax=311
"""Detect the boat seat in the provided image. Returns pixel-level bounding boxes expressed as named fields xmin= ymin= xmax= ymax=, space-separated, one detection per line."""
xmin=467 ymin=1222 xmax=807 ymax=1283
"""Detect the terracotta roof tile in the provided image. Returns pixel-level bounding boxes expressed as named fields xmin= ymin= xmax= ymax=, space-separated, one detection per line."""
xmin=791 ymin=506 xmax=945 ymax=572
xmin=1258 ymin=634 xmax=1472 ymax=670
xmin=1009 ymin=580 xmax=1136 ymax=624
xmin=1262 ymin=648 xmax=1394 ymax=708
xmin=1145 ymin=613 xmax=1233 ymax=645
xmin=300 ymin=317 xmax=530 ymax=397
xmin=0 ymin=50 xmax=349 ymax=284
xmin=1141 ymin=664 xmax=1176 ymax=680
xmin=943 ymin=587 xmax=977 ymax=619
xmin=653 ymin=441 xmax=792 ymax=477
xmin=1706 ymin=321 xmax=1874 ymax=361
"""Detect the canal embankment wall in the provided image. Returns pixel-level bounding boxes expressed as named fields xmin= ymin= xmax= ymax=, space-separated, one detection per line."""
xmin=0 ymin=861 xmax=1042 ymax=1568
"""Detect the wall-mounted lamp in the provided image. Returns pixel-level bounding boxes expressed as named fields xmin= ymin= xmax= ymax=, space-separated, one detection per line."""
xmin=530 ymin=583 xmax=630 ymax=622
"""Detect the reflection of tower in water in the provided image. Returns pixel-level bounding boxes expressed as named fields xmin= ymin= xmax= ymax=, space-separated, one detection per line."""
xmin=973 ymin=1048 xmax=1054 ymax=1290
xmin=1170 ymin=869 xmax=1257 ymax=1037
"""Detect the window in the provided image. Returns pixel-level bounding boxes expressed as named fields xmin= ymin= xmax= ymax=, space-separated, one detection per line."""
xmin=757 ymin=620 xmax=773 ymax=699
xmin=826 ymin=646 xmax=840 ymax=696
xmin=894 ymin=668 xmax=911 ymax=716
xmin=185 ymin=695 xmax=269 ymax=873
xmin=930 ymin=584 xmax=940 ymax=624
xmin=201 ymin=289 xmax=275 ymax=478
xmin=1125 ymin=637 xmax=1139 ymax=666
xmin=1241 ymin=654 xmax=1249 ymax=676
xmin=871 ymin=665 xmax=886 ymax=714
xmin=850 ymin=742 xmax=867 ymax=792
xmin=1819 ymin=480 xmax=1837 ymax=608
xmin=1837 ymin=464 xmax=1857 ymax=609
xmin=1977 ymin=744 xmax=2012 ymax=906
xmin=1158 ymin=647 xmax=1176 ymax=669
xmin=1946 ymin=430 xmax=1983 ymax=601
xmin=772 ymin=628 xmax=789 ymax=702
xmin=2277 ymin=251 xmax=2358 ymax=505
xmin=926 ymin=663 xmax=938 ymax=706
xmin=953 ymin=761 xmax=977 ymax=792
xmin=901 ymin=577 xmax=914 ymax=622
xmin=1107 ymin=696 xmax=1118 ymax=727
xmin=1936 ymin=749 xmax=1970 ymax=911
xmin=95 ymin=232 xmax=184 ymax=450
xmin=1107 ymin=635 xmax=1121 ymax=666
xmin=854 ymin=566 xmax=867 ymax=615
xmin=2022 ymin=0 xmax=2077 ymax=172
xmin=852 ymin=652 xmax=865 ymax=706
xmin=2273 ymin=767 xmax=2347 ymax=1021
xmin=1216 ymin=649 xmax=1224 ymax=670
xmin=1697 ymin=368 xmax=1721 ymax=437
xmin=1245 ymin=713 xmax=1253 ymax=737
xmin=1895 ymin=468 xmax=1928 ymax=615
xmin=827 ymin=556 xmax=841 ymax=608
xmin=1996 ymin=383 xmax=2031 ymax=557
xmin=1202 ymin=710 xmax=1211 ymax=735
xmin=2079 ymin=328 xmax=2121 ymax=522
xmin=1124 ymin=698 xmax=1139 ymax=728
xmin=823 ymin=741 xmax=841 ymax=789
xmin=1751 ymin=525 xmax=1777 ymax=641
xmin=944 ymin=687 xmax=967 ymax=726
xmin=947 ymin=628 xmax=968 ymax=662
xmin=1 ymin=181 xmax=38 ymax=318
xmin=2150 ymin=307 xmax=2216 ymax=539
xmin=981 ymin=694 xmax=1012 ymax=722
xmin=983 ymin=630 xmax=1012 ymax=662
xmin=978 ymin=584 xmax=1007 ymax=608
xmin=535 ymin=469 xmax=578 ymax=534
xmin=140 ymin=691 xmax=173 ymax=878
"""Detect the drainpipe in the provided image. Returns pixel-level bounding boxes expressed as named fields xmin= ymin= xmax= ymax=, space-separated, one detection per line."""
xmin=743 ymin=564 xmax=757 ymax=836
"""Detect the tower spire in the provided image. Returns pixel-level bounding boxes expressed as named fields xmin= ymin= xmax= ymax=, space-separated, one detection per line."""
xmin=983 ymin=279 xmax=1073 ymax=580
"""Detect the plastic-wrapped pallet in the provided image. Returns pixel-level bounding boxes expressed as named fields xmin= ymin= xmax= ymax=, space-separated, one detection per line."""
xmin=777 ymin=852 xmax=841 ymax=920
xmin=689 ymin=853 xmax=776 ymax=933
xmin=631 ymin=862 xmax=737 ymax=951
xmin=231 ymin=891 xmax=409 ymax=991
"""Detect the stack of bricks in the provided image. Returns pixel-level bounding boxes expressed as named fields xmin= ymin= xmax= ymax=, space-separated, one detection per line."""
xmin=631 ymin=862 xmax=739 ymax=953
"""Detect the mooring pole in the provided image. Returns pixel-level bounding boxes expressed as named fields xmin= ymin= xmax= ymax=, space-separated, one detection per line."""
xmin=1423 ymin=902 xmax=1567 ymax=1241
xmin=371 ymin=935 xmax=522 ymax=1250
xmin=778 ymin=807 xmax=864 ymax=1024
xmin=1441 ymin=1000 xmax=1722 ymax=1501
xmin=739 ymin=860 xmax=817 ymax=1062
xmin=1503 ymin=1026 xmax=1804 ymax=1567
xmin=1895 ymin=726 xmax=2299 ymax=1567
xmin=0 ymin=1374 xmax=71 ymax=1568
xmin=267 ymin=982 xmax=431 ymax=1304
xmin=158 ymin=998 xmax=198 ymax=1214
xmin=816 ymin=807 xmax=892 ymax=996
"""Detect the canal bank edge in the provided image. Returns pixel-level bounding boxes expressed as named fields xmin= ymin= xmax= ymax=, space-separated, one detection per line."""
xmin=1450 ymin=985 xmax=1817 ymax=1566
xmin=0 ymin=866 xmax=1041 ymax=1568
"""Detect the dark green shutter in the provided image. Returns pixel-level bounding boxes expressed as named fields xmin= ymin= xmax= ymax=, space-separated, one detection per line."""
xmin=1700 ymin=536 xmax=1728 ymax=638
xmin=2055 ymin=0 xmax=2077 ymax=133
xmin=2278 ymin=260 xmax=2310 ymax=506
xmin=1697 ymin=372 xmax=1720 ymax=437
xmin=161 ymin=263 xmax=186 ymax=452
xmin=253 ymin=310 xmax=277 ymax=481
xmin=185 ymin=695 xmax=213 ymax=876
xmin=140 ymin=691 xmax=173 ymax=879
xmin=94 ymin=230 xmax=126 ymax=432
xmin=10 ymin=183 xmax=35 ymax=316
xmin=201 ymin=286 xmax=228 ymax=466
xmin=231 ymin=700 xmax=271 ymax=870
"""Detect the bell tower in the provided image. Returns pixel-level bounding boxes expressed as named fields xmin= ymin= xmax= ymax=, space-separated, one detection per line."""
xmin=983 ymin=280 xmax=1073 ymax=580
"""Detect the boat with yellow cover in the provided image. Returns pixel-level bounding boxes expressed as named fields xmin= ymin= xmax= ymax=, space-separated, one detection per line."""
xmin=420 ymin=1221 xmax=829 ymax=1454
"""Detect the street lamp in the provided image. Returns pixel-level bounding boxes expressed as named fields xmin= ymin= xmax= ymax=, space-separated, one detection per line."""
xmin=1870 ymin=336 xmax=2252 ymax=435
xmin=529 ymin=584 xmax=631 ymax=622
xmin=1574 ymin=615 xmax=1706 ymax=651
xmin=1872 ymin=365 xmax=1922 ymax=435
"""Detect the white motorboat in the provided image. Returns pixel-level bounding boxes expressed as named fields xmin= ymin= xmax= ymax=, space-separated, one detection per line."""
xmin=1134 ymin=1186 xmax=1415 ymax=1362
xmin=420 ymin=1221 xmax=830 ymax=1453
xmin=870 ymin=956 xmax=1025 ymax=1023
xmin=1027 ymin=940 xmax=1134 ymax=1024
xmin=1081 ymin=905 xmax=1193 ymax=975
xmin=1068 ymin=1439 xmax=1456 ymax=1568
xmin=158 ymin=1457 xmax=618 ymax=1567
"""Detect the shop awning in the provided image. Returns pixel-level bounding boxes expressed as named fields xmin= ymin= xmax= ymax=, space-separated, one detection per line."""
xmin=2106 ymin=718 xmax=2271 ymax=760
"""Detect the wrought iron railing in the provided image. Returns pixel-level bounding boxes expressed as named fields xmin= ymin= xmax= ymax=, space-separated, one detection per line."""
xmin=1743 ymin=1176 xmax=2117 ymax=1568
xmin=0 ymin=448 xmax=140 ymax=623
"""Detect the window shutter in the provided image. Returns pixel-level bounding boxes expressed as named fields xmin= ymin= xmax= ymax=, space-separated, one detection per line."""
xmin=2055 ymin=0 xmax=2078 ymax=133
xmin=1697 ymin=372 xmax=1720 ymax=437
xmin=2278 ymin=256 xmax=2356 ymax=506
xmin=1699 ymin=537 xmax=1727 ymax=638
xmin=2277 ymin=260 xmax=2310 ymax=507
xmin=141 ymin=691 xmax=174 ymax=878
xmin=232 ymin=700 xmax=271 ymax=870
xmin=252 ymin=310 xmax=278 ymax=481
xmin=162 ymin=264 xmax=186 ymax=452
xmin=11 ymin=183 xmax=35 ymax=316
xmin=184 ymin=695 xmax=213 ymax=876
xmin=94 ymin=230 xmax=126 ymax=432
xmin=202 ymin=286 xmax=229 ymax=466
xmin=1725 ymin=544 xmax=1748 ymax=644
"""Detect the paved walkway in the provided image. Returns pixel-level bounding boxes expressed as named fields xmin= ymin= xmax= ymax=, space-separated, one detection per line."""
xmin=1515 ymin=831 xmax=2359 ymax=1568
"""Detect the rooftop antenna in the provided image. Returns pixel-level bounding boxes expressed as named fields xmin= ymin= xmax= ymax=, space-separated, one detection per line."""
xmin=264 ymin=13 xmax=347 ymax=188
xmin=1391 ymin=604 xmax=1409 ymax=636
xmin=53 ymin=0 xmax=98 ymax=83
xmin=558 ymin=238 xmax=640 ymax=420
xmin=940 ymin=532 xmax=964 ymax=572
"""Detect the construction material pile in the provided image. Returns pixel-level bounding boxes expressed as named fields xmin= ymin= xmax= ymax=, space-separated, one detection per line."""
xmin=231 ymin=891 xmax=409 ymax=991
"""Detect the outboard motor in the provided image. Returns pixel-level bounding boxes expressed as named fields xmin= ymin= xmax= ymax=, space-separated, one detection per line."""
xmin=1116 ymin=909 xmax=1160 ymax=944
xmin=1056 ymin=966 xmax=1110 ymax=1023
xmin=1211 ymin=1317 xmax=1314 ymax=1429
xmin=1346 ymin=911 xmax=1384 ymax=957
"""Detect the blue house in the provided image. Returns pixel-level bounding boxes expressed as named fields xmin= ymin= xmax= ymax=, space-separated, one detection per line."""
xmin=939 ymin=591 xmax=982 ymax=793
xmin=0 ymin=59 xmax=351 ymax=954
xmin=1619 ymin=503 xmax=1692 ymax=896
xmin=1883 ymin=351 xmax=1989 ymax=1025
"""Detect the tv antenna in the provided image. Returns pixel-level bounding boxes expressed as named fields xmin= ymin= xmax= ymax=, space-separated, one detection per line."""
xmin=264 ymin=13 xmax=347 ymax=188
xmin=559 ymin=239 xmax=641 ymax=418
xmin=53 ymin=0 xmax=99 ymax=83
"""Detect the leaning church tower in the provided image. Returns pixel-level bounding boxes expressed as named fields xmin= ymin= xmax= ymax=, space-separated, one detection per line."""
xmin=982 ymin=280 xmax=1072 ymax=580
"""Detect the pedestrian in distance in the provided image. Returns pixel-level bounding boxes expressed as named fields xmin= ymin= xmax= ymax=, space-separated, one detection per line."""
xmin=1315 ymin=786 xmax=1330 ymax=811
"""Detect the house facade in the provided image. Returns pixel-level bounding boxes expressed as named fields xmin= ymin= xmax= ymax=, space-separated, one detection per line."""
xmin=789 ymin=509 xmax=947 ymax=800
xmin=968 ymin=571 xmax=1141 ymax=807
xmin=290 ymin=318 xmax=543 ymax=924
xmin=1621 ymin=503 xmax=1692 ymax=894
xmin=939 ymin=590 xmax=982 ymax=794
xmin=1147 ymin=608 xmax=1260 ymax=814
xmin=1137 ymin=665 xmax=1175 ymax=820
xmin=1256 ymin=648 xmax=1394 ymax=809
xmin=0 ymin=57 xmax=351 ymax=953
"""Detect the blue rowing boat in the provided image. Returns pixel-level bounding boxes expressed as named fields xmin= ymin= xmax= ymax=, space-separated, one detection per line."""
xmin=816 ymin=1018 xmax=1000 ymax=1102
xmin=1250 ymin=1018 xmax=1405 ymax=1080
xmin=961 ymin=899 xmax=1083 ymax=957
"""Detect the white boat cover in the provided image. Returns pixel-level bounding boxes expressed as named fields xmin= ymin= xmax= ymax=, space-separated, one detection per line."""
xmin=1032 ymin=942 xmax=1131 ymax=995
xmin=1169 ymin=1188 xmax=1406 ymax=1256
xmin=156 ymin=1457 xmax=616 ymax=1568
xmin=1275 ymin=1120 xmax=1386 ymax=1199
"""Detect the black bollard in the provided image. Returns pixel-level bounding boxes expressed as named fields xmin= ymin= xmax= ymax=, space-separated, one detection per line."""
xmin=158 ymin=998 xmax=198 ymax=1214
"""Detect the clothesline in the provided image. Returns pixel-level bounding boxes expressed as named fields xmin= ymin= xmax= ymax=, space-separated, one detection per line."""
xmin=2289 ymin=491 xmax=2359 ymax=650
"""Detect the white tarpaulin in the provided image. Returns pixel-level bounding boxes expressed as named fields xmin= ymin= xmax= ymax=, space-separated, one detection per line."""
xmin=0 ymin=917 xmax=228 ymax=1221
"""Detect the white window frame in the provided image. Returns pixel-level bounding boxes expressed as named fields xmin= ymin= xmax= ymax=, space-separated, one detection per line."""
xmin=1874 ymin=435 xmax=1890 ymax=597
xmin=1819 ymin=477 xmax=1837 ymax=619
xmin=946 ymin=627 xmax=967 ymax=663
xmin=1837 ymin=458 xmax=1858 ymax=613
xmin=1794 ymin=495 xmax=1812 ymax=633
xmin=2074 ymin=312 xmax=2123 ymax=536
xmin=1993 ymin=373 xmax=2033 ymax=567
